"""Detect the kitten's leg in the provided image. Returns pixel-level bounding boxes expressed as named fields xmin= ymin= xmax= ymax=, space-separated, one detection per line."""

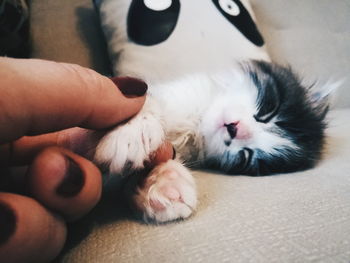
xmin=94 ymin=98 xmax=164 ymax=174
xmin=130 ymin=159 xmax=197 ymax=223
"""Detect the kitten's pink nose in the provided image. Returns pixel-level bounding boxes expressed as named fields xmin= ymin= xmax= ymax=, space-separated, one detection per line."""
xmin=224 ymin=122 xmax=238 ymax=139
xmin=225 ymin=122 xmax=251 ymax=140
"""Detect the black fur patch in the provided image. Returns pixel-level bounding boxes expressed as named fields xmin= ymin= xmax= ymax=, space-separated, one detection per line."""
xmin=212 ymin=0 xmax=264 ymax=46
xmin=127 ymin=0 xmax=180 ymax=46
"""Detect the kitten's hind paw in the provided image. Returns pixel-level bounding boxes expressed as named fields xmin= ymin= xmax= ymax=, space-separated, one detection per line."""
xmin=132 ymin=160 xmax=197 ymax=223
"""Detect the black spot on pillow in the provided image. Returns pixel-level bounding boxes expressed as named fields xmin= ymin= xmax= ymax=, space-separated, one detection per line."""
xmin=212 ymin=0 xmax=264 ymax=46
xmin=127 ymin=0 xmax=180 ymax=46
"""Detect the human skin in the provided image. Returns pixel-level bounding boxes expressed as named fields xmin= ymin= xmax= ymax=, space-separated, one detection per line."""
xmin=0 ymin=58 xmax=173 ymax=263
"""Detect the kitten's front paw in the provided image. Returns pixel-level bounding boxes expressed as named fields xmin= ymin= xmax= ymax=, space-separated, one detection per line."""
xmin=94 ymin=110 xmax=164 ymax=174
xmin=132 ymin=160 xmax=197 ymax=223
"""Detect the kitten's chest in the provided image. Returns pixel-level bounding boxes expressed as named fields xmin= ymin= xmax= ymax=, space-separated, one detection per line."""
xmin=147 ymin=77 xmax=214 ymax=161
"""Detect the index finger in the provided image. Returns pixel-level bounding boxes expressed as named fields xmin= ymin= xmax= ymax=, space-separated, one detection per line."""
xmin=0 ymin=58 xmax=147 ymax=143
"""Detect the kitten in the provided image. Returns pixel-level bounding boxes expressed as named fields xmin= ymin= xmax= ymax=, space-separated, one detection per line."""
xmin=94 ymin=0 xmax=329 ymax=223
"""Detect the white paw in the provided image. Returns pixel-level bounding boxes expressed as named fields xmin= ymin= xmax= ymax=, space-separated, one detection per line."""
xmin=94 ymin=108 xmax=164 ymax=174
xmin=132 ymin=160 xmax=197 ymax=223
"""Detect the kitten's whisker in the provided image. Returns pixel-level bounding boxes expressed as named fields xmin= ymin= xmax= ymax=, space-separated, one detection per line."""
xmin=185 ymin=158 xmax=206 ymax=168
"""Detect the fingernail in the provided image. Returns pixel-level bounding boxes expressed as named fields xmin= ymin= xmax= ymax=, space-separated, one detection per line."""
xmin=0 ymin=202 xmax=16 ymax=245
xmin=110 ymin=76 xmax=148 ymax=97
xmin=56 ymin=157 xmax=85 ymax=197
xmin=172 ymin=147 xmax=176 ymax=160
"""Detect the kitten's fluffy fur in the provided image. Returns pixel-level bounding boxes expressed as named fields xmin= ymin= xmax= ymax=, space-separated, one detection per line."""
xmin=94 ymin=0 xmax=329 ymax=223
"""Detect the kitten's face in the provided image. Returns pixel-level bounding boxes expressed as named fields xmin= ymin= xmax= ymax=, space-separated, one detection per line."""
xmin=201 ymin=61 xmax=328 ymax=176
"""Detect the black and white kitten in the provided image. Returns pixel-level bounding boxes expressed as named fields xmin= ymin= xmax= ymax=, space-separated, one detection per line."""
xmin=94 ymin=0 xmax=330 ymax=222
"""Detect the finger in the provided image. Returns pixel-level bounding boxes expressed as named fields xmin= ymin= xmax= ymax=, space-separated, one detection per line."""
xmin=27 ymin=146 xmax=102 ymax=221
xmin=0 ymin=58 xmax=147 ymax=143
xmin=0 ymin=193 xmax=66 ymax=263
xmin=149 ymin=141 xmax=175 ymax=167
xmin=2 ymin=128 xmax=174 ymax=167
xmin=1 ymin=128 xmax=174 ymax=170
xmin=0 ymin=127 xmax=100 ymax=166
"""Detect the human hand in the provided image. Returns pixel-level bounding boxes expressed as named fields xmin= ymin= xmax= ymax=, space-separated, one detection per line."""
xmin=0 ymin=58 xmax=174 ymax=263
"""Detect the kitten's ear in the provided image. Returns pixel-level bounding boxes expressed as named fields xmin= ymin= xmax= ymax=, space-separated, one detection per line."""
xmin=307 ymin=80 xmax=342 ymax=118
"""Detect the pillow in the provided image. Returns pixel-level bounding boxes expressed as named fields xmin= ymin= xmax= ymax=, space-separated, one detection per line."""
xmin=94 ymin=0 xmax=270 ymax=80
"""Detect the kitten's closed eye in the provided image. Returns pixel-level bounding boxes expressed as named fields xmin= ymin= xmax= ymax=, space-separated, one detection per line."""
xmin=250 ymin=68 xmax=281 ymax=123
xmin=236 ymin=148 xmax=253 ymax=172
xmin=212 ymin=147 xmax=254 ymax=174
